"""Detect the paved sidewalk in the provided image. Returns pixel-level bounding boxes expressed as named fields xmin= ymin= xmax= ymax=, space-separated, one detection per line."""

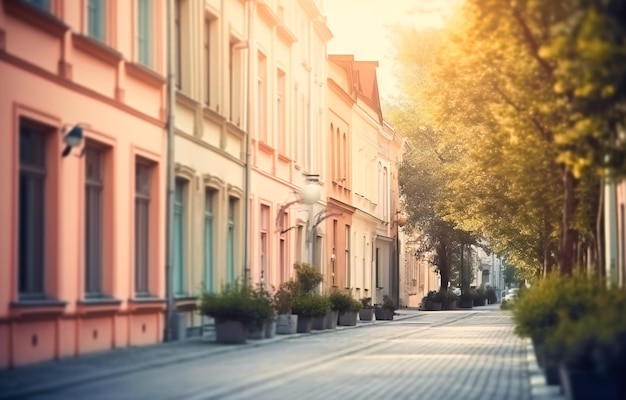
xmin=0 ymin=312 xmax=412 ymax=400
xmin=0 ymin=307 xmax=565 ymax=400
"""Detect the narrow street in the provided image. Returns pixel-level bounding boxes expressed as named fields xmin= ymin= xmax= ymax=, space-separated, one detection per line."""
xmin=1 ymin=307 xmax=560 ymax=400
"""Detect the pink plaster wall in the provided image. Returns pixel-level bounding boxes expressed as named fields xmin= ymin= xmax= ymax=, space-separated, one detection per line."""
xmin=0 ymin=0 xmax=167 ymax=368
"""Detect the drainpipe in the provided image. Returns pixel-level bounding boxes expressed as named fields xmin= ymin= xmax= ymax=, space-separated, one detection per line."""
xmin=164 ymin=0 xmax=176 ymax=342
xmin=243 ymin=0 xmax=254 ymax=285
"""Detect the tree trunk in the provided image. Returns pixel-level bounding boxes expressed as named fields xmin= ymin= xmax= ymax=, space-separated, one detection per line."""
xmin=560 ymin=167 xmax=577 ymax=275
xmin=596 ymin=177 xmax=604 ymax=278
xmin=438 ymin=238 xmax=449 ymax=292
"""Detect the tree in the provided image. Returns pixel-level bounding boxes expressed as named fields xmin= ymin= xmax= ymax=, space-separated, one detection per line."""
xmin=389 ymin=0 xmax=605 ymax=278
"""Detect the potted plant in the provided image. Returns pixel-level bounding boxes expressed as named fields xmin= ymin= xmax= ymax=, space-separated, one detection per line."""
xmin=485 ymin=287 xmax=498 ymax=304
xmin=547 ymin=304 xmax=625 ymax=400
xmin=287 ymin=262 xmax=329 ymax=332
xmin=199 ymin=280 xmax=257 ymax=344
xmin=421 ymin=290 xmax=443 ymax=311
xmin=358 ymin=297 xmax=374 ymax=321
xmin=337 ymin=295 xmax=361 ymax=326
xmin=375 ymin=295 xmax=396 ymax=320
xmin=248 ymin=283 xmax=275 ymax=340
xmin=292 ymin=293 xmax=330 ymax=333
xmin=312 ymin=293 xmax=332 ymax=330
xmin=274 ymin=281 xmax=298 ymax=335
xmin=512 ymin=271 xmax=607 ymax=386
xmin=473 ymin=287 xmax=486 ymax=306
xmin=458 ymin=292 xmax=474 ymax=309
xmin=444 ymin=289 xmax=458 ymax=310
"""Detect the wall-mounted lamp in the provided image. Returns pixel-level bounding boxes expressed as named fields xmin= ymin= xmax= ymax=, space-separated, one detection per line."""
xmin=61 ymin=124 xmax=85 ymax=157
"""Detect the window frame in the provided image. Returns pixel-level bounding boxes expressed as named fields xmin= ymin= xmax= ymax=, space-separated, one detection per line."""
xmin=84 ymin=143 xmax=105 ymax=297
xmin=204 ymin=187 xmax=216 ymax=292
xmin=173 ymin=177 xmax=188 ymax=297
xmin=86 ymin=0 xmax=107 ymax=43
xmin=18 ymin=121 xmax=48 ymax=299
xmin=136 ymin=0 xmax=152 ymax=67
xmin=134 ymin=158 xmax=153 ymax=297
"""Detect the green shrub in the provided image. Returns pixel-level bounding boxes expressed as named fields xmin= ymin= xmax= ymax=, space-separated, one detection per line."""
xmin=328 ymin=289 xmax=360 ymax=313
xmin=360 ymin=297 xmax=373 ymax=309
xmin=381 ymin=295 xmax=397 ymax=311
xmin=294 ymin=262 xmax=323 ymax=293
xmin=292 ymin=293 xmax=331 ymax=318
xmin=544 ymin=289 xmax=626 ymax=374
xmin=273 ymin=282 xmax=294 ymax=314
xmin=200 ymin=280 xmax=259 ymax=325
xmin=512 ymin=270 xmax=607 ymax=341
xmin=485 ymin=287 xmax=498 ymax=304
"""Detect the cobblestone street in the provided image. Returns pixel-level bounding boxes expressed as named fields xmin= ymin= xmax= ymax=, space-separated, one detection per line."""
xmin=0 ymin=306 xmax=562 ymax=400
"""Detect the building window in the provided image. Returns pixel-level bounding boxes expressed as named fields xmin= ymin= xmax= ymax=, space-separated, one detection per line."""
xmin=296 ymin=225 xmax=303 ymax=262
xmin=18 ymin=122 xmax=47 ymax=297
xmin=227 ymin=197 xmax=238 ymax=283
xmin=87 ymin=0 xmax=106 ymax=42
xmin=204 ymin=188 xmax=215 ymax=292
xmin=277 ymin=69 xmax=286 ymax=154
xmin=137 ymin=0 xmax=152 ymax=67
xmin=279 ymin=211 xmax=288 ymax=282
xmin=342 ymin=132 xmax=348 ymax=186
xmin=135 ymin=160 xmax=151 ymax=296
xmin=345 ymin=225 xmax=350 ymax=289
xmin=229 ymin=38 xmax=243 ymax=126
xmin=175 ymin=0 xmax=182 ymax=89
xmin=22 ymin=0 xmax=50 ymax=11
xmin=332 ymin=220 xmax=337 ymax=287
xmin=260 ymin=204 xmax=270 ymax=284
xmin=173 ymin=178 xmax=187 ymax=296
xmin=383 ymin=167 xmax=388 ymax=220
xmin=85 ymin=145 xmax=104 ymax=296
xmin=257 ymin=52 xmax=267 ymax=142
xmin=375 ymin=248 xmax=380 ymax=288
xmin=204 ymin=15 xmax=217 ymax=106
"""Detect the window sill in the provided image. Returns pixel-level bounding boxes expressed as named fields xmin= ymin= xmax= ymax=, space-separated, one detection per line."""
xmin=10 ymin=298 xmax=67 ymax=318
xmin=128 ymin=297 xmax=166 ymax=312
xmin=77 ymin=296 xmax=122 ymax=315
xmin=125 ymin=61 xmax=165 ymax=88
xmin=72 ymin=33 xmax=122 ymax=67
xmin=4 ymin=0 xmax=69 ymax=38
xmin=174 ymin=296 xmax=198 ymax=312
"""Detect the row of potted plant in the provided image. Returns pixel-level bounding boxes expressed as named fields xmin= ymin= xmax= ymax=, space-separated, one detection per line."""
xmin=199 ymin=262 xmax=398 ymax=344
xmin=420 ymin=287 xmax=498 ymax=311
xmin=510 ymin=271 xmax=626 ymax=399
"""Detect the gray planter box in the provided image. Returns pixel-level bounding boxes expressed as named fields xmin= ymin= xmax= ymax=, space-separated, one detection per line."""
xmin=276 ymin=314 xmax=298 ymax=335
xmin=325 ymin=310 xmax=338 ymax=329
xmin=297 ymin=316 xmax=313 ymax=333
xmin=312 ymin=315 xmax=327 ymax=330
xmin=359 ymin=308 xmax=374 ymax=321
xmin=248 ymin=324 xmax=265 ymax=340
xmin=264 ymin=320 xmax=276 ymax=338
xmin=374 ymin=308 xmax=394 ymax=320
xmin=215 ymin=319 xmax=248 ymax=344
xmin=338 ymin=311 xmax=357 ymax=326
xmin=424 ymin=301 xmax=442 ymax=311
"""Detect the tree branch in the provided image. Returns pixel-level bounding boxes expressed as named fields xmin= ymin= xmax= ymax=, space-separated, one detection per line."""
xmin=511 ymin=7 xmax=554 ymax=80
xmin=492 ymin=82 xmax=553 ymax=143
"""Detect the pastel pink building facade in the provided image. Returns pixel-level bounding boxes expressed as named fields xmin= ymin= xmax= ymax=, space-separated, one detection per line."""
xmin=0 ymin=0 xmax=167 ymax=368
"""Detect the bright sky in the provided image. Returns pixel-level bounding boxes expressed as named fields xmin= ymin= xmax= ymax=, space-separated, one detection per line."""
xmin=324 ymin=0 xmax=461 ymax=101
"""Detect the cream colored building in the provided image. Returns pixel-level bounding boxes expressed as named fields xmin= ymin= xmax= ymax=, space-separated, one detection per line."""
xmin=170 ymin=0 xmax=334 ymax=334
xmin=349 ymin=61 xmax=382 ymax=303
